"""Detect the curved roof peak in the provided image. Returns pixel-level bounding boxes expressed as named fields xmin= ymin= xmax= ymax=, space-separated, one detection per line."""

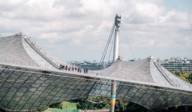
xmin=0 ymin=33 xmax=59 ymax=70
xmin=0 ymin=33 xmax=38 ymax=67
xmin=98 ymin=58 xmax=192 ymax=91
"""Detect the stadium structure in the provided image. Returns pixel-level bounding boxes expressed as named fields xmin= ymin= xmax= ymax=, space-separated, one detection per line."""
xmin=0 ymin=15 xmax=192 ymax=112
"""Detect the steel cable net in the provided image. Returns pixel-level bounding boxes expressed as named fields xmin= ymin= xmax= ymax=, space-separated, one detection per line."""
xmin=0 ymin=65 xmax=192 ymax=112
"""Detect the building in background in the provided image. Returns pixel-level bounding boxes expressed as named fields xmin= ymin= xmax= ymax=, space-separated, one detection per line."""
xmin=161 ymin=58 xmax=192 ymax=73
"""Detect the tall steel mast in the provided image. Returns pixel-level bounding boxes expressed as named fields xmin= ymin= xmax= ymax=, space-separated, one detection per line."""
xmin=111 ymin=14 xmax=121 ymax=112
xmin=113 ymin=14 xmax=121 ymax=62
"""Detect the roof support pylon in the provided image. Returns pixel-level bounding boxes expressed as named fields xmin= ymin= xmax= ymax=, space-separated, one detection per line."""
xmin=113 ymin=14 xmax=121 ymax=62
xmin=110 ymin=80 xmax=117 ymax=112
xmin=111 ymin=14 xmax=121 ymax=112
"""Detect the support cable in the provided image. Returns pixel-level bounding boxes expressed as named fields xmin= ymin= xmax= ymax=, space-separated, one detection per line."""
xmin=99 ymin=23 xmax=115 ymax=66
xmin=107 ymin=34 xmax=115 ymax=65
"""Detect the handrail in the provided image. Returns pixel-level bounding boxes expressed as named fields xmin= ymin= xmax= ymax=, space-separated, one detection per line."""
xmin=24 ymin=37 xmax=60 ymax=69
xmin=153 ymin=62 xmax=176 ymax=86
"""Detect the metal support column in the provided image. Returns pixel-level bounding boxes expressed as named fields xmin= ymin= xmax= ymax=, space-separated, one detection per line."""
xmin=111 ymin=14 xmax=120 ymax=112
xmin=111 ymin=80 xmax=117 ymax=112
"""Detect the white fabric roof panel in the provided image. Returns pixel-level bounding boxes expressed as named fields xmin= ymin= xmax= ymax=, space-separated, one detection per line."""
xmin=97 ymin=58 xmax=192 ymax=91
xmin=0 ymin=34 xmax=58 ymax=70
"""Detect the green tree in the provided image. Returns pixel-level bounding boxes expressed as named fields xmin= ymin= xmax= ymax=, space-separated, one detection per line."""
xmin=174 ymin=72 xmax=192 ymax=84
xmin=188 ymin=73 xmax=192 ymax=83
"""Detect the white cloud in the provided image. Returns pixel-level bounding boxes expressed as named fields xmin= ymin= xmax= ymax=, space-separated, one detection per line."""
xmin=0 ymin=0 xmax=191 ymax=61
xmin=135 ymin=2 xmax=163 ymax=18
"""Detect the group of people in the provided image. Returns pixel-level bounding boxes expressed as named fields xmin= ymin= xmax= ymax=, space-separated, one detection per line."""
xmin=59 ymin=64 xmax=88 ymax=73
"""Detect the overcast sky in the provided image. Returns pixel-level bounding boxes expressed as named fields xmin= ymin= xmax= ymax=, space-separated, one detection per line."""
xmin=0 ymin=0 xmax=192 ymax=62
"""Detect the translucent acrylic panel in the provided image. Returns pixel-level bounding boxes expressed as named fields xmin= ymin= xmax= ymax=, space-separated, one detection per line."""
xmin=140 ymin=94 xmax=152 ymax=108
xmin=126 ymin=87 xmax=138 ymax=99
xmin=149 ymin=91 xmax=161 ymax=109
xmin=183 ymin=94 xmax=192 ymax=104
xmin=117 ymin=82 xmax=134 ymax=99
